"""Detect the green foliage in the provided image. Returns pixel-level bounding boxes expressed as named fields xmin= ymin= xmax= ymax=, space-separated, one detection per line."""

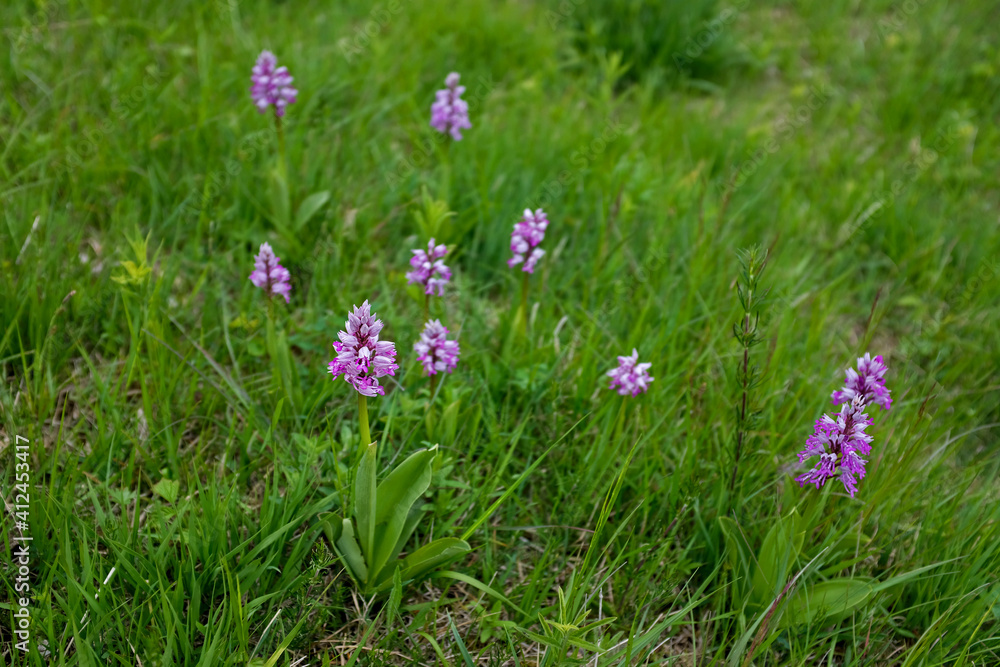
xmin=322 ymin=445 xmax=470 ymax=596
xmin=557 ymin=0 xmax=741 ymax=85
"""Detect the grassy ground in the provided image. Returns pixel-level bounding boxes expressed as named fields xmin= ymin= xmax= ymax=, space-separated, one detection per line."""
xmin=2 ymin=0 xmax=999 ymax=664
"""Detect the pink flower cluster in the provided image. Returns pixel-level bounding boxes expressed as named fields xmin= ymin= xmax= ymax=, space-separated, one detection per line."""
xmin=250 ymin=50 xmax=298 ymax=117
xmin=414 ymin=320 xmax=460 ymax=376
xmin=796 ymin=353 xmax=892 ymax=497
xmin=508 ymin=209 xmax=549 ymax=273
xmin=607 ymin=349 xmax=654 ymax=397
xmin=249 ymin=243 xmax=292 ymax=303
xmin=430 ymin=72 xmax=472 ymax=140
xmin=831 ymin=353 xmax=892 ymax=411
xmin=796 ymin=396 xmax=873 ymax=497
xmin=327 ymin=301 xmax=399 ymax=397
xmin=406 ymin=238 xmax=452 ymax=296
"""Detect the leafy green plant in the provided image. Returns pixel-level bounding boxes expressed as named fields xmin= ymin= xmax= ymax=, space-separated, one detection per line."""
xmin=321 ymin=443 xmax=470 ymax=596
xmin=411 ymin=185 xmax=474 ymax=247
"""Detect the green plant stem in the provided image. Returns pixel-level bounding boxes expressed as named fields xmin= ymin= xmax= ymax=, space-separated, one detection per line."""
xmin=358 ymin=393 xmax=371 ymax=447
xmin=275 ymin=113 xmax=288 ymax=185
xmin=613 ymin=395 xmax=628 ymax=443
xmin=424 ymin=293 xmax=430 ymax=322
xmin=519 ymin=272 xmax=529 ymax=336
xmin=445 ymin=139 xmax=452 ymax=203
xmin=427 ymin=373 xmax=439 ymax=439
xmin=729 ymin=312 xmax=751 ymax=495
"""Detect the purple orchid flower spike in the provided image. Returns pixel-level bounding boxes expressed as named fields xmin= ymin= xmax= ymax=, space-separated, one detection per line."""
xmin=430 ymin=72 xmax=472 ymax=140
xmin=414 ymin=319 xmax=460 ymax=376
xmin=607 ymin=348 xmax=654 ymax=397
xmin=250 ymin=50 xmax=298 ymax=117
xmin=249 ymin=242 xmax=292 ymax=303
xmin=327 ymin=300 xmax=399 ymax=397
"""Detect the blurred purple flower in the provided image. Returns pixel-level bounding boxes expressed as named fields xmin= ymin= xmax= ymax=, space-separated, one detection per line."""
xmin=796 ymin=396 xmax=873 ymax=497
xmin=250 ymin=50 xmax=298 ymax=117
xmin=607 ymin=348 xmax=654 ymax=397
xmin=249 ymin=242 xmax=292 ymax=303
xmin=328 ymin=300 xmax=398 ymax=397
xmin=832 ymin=352 xmax=892 ymax=411
xmin=508 ymin=208 xmax=549 ymax=273
xmin=414 ymin=319 xmax=460 ymax=376
xmin=406 ymin=238 xmax=452 ymax=296
xmin=430 ymin=72 xmax=472 ymax=140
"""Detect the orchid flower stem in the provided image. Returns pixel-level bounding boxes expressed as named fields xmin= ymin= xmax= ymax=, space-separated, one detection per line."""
xmin=519 ymin=273 xmax=529 ymax=336
xmin=358 ymin=393 xmax=371 ymax=448
xmin=424 ymin=293 xmax=430 ymax=322
xmin=613 ymin=396 xmax=628 ymax=443
xmin=275 ymin=113 xmax=288 ymax=186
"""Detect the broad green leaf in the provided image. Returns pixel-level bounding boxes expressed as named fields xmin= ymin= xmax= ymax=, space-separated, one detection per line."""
xmin=462 ymin=403 xmax=482 ymax=441
xmin=718 ymin=516 xmax=750 ymax=600
xmin=751 ymin=509 xmax=803 ymax=607
xmin=380 ymin=507 xmax=424 ymax=579
xmin=370 ymin=447 xmax=437 ymax=579
xmin=779 ymin=578 xmax=873 ymax=628
xmin=268 ymin=165 xmax=290 ymax=228
xmin=294 ymin=190 xmax=330 ymax=230
xmin=319 ymin=513 xmax=342 ymax=546
xmin=334 ymin=518 xmax=368 ymax=585
xmin=152 ymin=478 xmax=180 ymax=504
xmin=355 ymin=442 xmax=377 ymax=563
xmin=374 ymin=447 xmax=437 ymax=525
xmin=440 ymin=400 xmax=461 ymax=444
xmin=388 ymin=538 xmax=470 ymax=592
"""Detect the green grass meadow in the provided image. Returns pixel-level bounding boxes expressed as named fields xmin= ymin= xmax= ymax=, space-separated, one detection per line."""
xmin=2 ymin=0 xmax=1000 ymax=664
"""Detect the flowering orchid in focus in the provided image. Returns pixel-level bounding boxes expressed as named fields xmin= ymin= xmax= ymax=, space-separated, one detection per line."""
xmin=831 ymin=353 xmax=892 ymax=411
xmin=250 ymin=50 xmax=298 ymax=117
xmin=508 ymin=208 xmax=549 ymax=273
xmin=430 ymin=72 xmax=472 ymax=140
xmin=249 ymin=242 xmax=292 ymax=303
xmin=414 ymin=320 xmax=460 ymax=376
xmin=607 ymin=349 xmax=654 ymax=397
xmin=796 ymin=352 xmax=891 ymax=497
xmin=327 ymin=301 xmax=398 ymax=397
xmin=796 ymin=396 xmax=873 ymax=497
xmin=406 ymin=238 xmax=452 ymax=296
